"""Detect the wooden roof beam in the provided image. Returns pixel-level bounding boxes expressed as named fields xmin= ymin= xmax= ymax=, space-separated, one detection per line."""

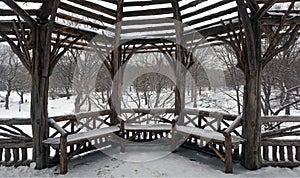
xmin=182 ymin=0 xmax=234 ymax=19
xmin=2 ymin=0 xmax=36 ymax=28
xmin=124 ymin=0 xmax=173 ymax=6
xmin=68 ymin=0 xmax=116 ymax=17
xmin=186 ymin=7 xmax=238 ymax=26
xmin=252 ymin=0 xmax=277 ymax=20
xmin=59 ymin=2 xmax=115 ymax=25
xmin=0 ymin=9 xmax=39 ymax=16
xmin=56 ymin=13 xmax=114 ymax=31
xmin=123 ymin=8 xmax=173 ymax=17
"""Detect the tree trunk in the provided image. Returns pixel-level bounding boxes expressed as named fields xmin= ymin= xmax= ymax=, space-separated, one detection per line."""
xmin=20 ymin=91 xmax=24 ymax=104
xmin=5 ymin=81 xmax=11 ymax=110
xmin=242 ymin=67 xmax=262 ymax=169
xmin=31 ymin=24 xmax=50 ymax=169
xmin=154 ymin=88 xmax=161 ymax=108
xmin=241 ymin=19 xmax=262 ymax=170
xmin=65 ymin=87 xmax=70 ymax=100
xmin=235 ymin=87 xmax=241 ymax=115
xmin=193 ymin=84 xmax=197 ymax=108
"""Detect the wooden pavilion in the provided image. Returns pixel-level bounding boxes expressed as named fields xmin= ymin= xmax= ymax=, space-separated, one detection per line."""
xmin=0 ymin=0 xmax=299 ymax=173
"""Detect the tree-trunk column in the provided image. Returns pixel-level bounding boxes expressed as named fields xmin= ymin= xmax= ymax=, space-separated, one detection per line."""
xmin=111 ymin=0 xmax=124 ymax=124
xmin=242 ymin=65 xmax=262 ymax=169
xmin=171 ymin=0 xmax=185 ymax=124
xmin=31 ymin=24 xmax=50 ymax=169
xmin=241 ymin=20 xmax=262 ymax=170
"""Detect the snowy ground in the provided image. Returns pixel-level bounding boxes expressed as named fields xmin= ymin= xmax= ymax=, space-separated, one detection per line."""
xmin=1 ymin=91 xmax=300 ymax=177
xmin=1 ymin=147 xmax=300 ymax=178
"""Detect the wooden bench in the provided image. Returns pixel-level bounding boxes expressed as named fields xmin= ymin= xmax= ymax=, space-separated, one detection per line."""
xmin=171 ymin=115 xmax=245 ymax=173
xmin=43 ymin=119 xmax=122 ymax=174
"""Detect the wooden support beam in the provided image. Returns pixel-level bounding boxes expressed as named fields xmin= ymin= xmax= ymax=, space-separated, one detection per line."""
xmin=68 ymin=0 xmax=116 ymax=17
xmin=252 ymin=0 xmax=277 ymax=20
xmin=59 ymin=2 xmax=115 ymax=25
xmin=123 ymin=8 xmax=173 ymax=17
xmin=2 ymin=0 xmax=36 ymax=28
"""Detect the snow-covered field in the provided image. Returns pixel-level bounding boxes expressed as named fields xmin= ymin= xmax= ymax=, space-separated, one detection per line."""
xmin=1 ymin=91 xmax=300 ymax=177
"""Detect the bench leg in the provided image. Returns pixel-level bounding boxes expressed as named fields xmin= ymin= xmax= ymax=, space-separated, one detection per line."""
xmin=224 ymin=136 xmax=233 ymax=173
xmin=60 ymin=136 xmax=68 ymax=174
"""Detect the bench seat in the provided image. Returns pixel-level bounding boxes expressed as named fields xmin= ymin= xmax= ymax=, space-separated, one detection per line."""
xmin=176 ymin=125 xmax=245 ymax=147
xmin=43 ymin=126 xmax=120 ymax=148
xmin=124 ymin=124 xmax=171 ymax=131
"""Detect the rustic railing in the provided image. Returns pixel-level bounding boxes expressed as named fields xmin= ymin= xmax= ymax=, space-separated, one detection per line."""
xmin=0 ymin=118 xmax=33 ymax=166
xmin=181 ymin=108 xmax=242 ymax=159
xmin=261 ymin=116 xmax=300 ymax=167
xmin=48 ymin=110 xmax=114 ymax=165
xmin=2 ymin=108 xmax=300 ymax=169
xmin=120 ymin=108 xmax=175 ymax=142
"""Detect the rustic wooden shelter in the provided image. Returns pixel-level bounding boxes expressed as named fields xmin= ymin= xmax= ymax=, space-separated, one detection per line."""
xmin=0 ymin=0 xmax=299 ymax=173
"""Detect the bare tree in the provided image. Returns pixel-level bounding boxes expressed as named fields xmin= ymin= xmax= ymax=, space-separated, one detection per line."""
xmin=12 ymin=65 xmax=31 ymax=103
xmin=50 ymin=52 xmax=77 ymax=99
xmin=0 ymin=45 xmax=21 ymax=109
xmin=215 ymin=45 xmax=244 ymax=114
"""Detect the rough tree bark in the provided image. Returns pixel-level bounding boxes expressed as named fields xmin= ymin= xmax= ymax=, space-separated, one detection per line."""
xmin=236 ymin=1 xmax=262 ymax=170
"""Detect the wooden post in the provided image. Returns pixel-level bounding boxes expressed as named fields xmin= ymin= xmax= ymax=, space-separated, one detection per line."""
xmin=224 ymin=135 xmax=233 ymax=173
xmin=171 ymin=0 xmax=185 ymax=125
xmin=272 ymin=146 xmax=278 ymax=162
xmin=263 ymin=146 xmax=269 ymax=161
xmin=5 ymin=148 xmax=11 ymax=162
xmin=13 ymin=148 xmax=19 ymax=162
xmin=31 ymin=23 xmax=51 ymax=169
xmin=60 ymin=136 xmax=68 ymax=174
xmin=279 ymin=146 xmax=285 ymax=161
xmin=296 ymin=146 xmax=300 ymax=161
xmin=111 ymin=0 xmax=124 ymax=125
xmin=21 ymin=148 xmax=27 ymax=161
xmin=0 ymin=148 xmax=3 ymax=161
xmin=236 ymin=0 xmax=262 ymax=170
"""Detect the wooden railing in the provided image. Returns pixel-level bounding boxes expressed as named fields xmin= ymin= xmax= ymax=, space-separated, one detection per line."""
xmin=120 ymin=108 xmax=175 ymax=142
xmin=48 ymin=110 xmax=114 ymax=165
xmin=2 ymin=108 xmax=300 ymax=169
xmin=181 ymin=108 xmax=242 ymax=159
xmin=0 ymin=118 xmax=33 ymax=166
xmin=261 ymin=116 xmax=300 ymax=167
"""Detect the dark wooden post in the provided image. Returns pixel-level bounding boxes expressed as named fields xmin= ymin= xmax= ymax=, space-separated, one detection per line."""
xmin=111 ymin=0 xmax=124 ymax=125
xmin=236 ymin=0 xmax=262 ymax=170
xmin=31 ymin=22 xmax=51 ymax=169
xmin=171 ymin=0 xmax=185 ymax=124
xmin=0 ymin=0 xmax=62 ymax=169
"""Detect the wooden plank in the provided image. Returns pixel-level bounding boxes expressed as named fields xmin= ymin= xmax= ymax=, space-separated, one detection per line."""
xmin=262 ymin=161 xmax=300 ymax=167
xmin=21 ymin=148 xmax=27 ymax=161
xmin=0 ymin=118 xmax=31 ymax=125
xmin=0 ymin=148 xmax=2 ymax=161
xmin=263 ymin=146 xmax=269 ymax=161
xmin=296 ymin=146 xmax=300 ymax=161
xmin=59 ymin=2 xmax=115 ymax=25
xmin=5 ymin=148 xmax=11 ymax=162
xmin=261 ymin=116 xmax=300 ymax=123
xmin=261 ymin=139 xmax=300 ymax=146
xmin=13 ymin=148 xmax=19 ymax=162
xmin=272 ymin=146 xmax=278 ymax=162
xmin=287 ymin=146 xmax=293 ymax=162
xmin=279 ymin=146 xmax=285 ymax=161
xmin=60 ymin=136 xmax=67 ymax=174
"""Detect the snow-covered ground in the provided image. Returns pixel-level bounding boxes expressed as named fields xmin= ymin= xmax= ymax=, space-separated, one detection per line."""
xmin=1 ymin=91 xmax=300 ymax=177
xmin=1 ymin=147 xmax=300 ymax=178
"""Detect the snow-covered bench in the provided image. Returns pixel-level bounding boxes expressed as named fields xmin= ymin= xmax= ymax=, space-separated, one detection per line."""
xmin=43 ymin=119 xmax=123 ymax=174
xmin=171 ymin=115 xmax=245 ymax=173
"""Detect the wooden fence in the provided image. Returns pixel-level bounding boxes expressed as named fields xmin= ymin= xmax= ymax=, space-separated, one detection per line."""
xmin=1 ymin=109 xmax=300 ymax=169
xmin=0 ymin=118 xmax=32 ymax=166
xmin=261 ymin=116 xmax=300 ymax=167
